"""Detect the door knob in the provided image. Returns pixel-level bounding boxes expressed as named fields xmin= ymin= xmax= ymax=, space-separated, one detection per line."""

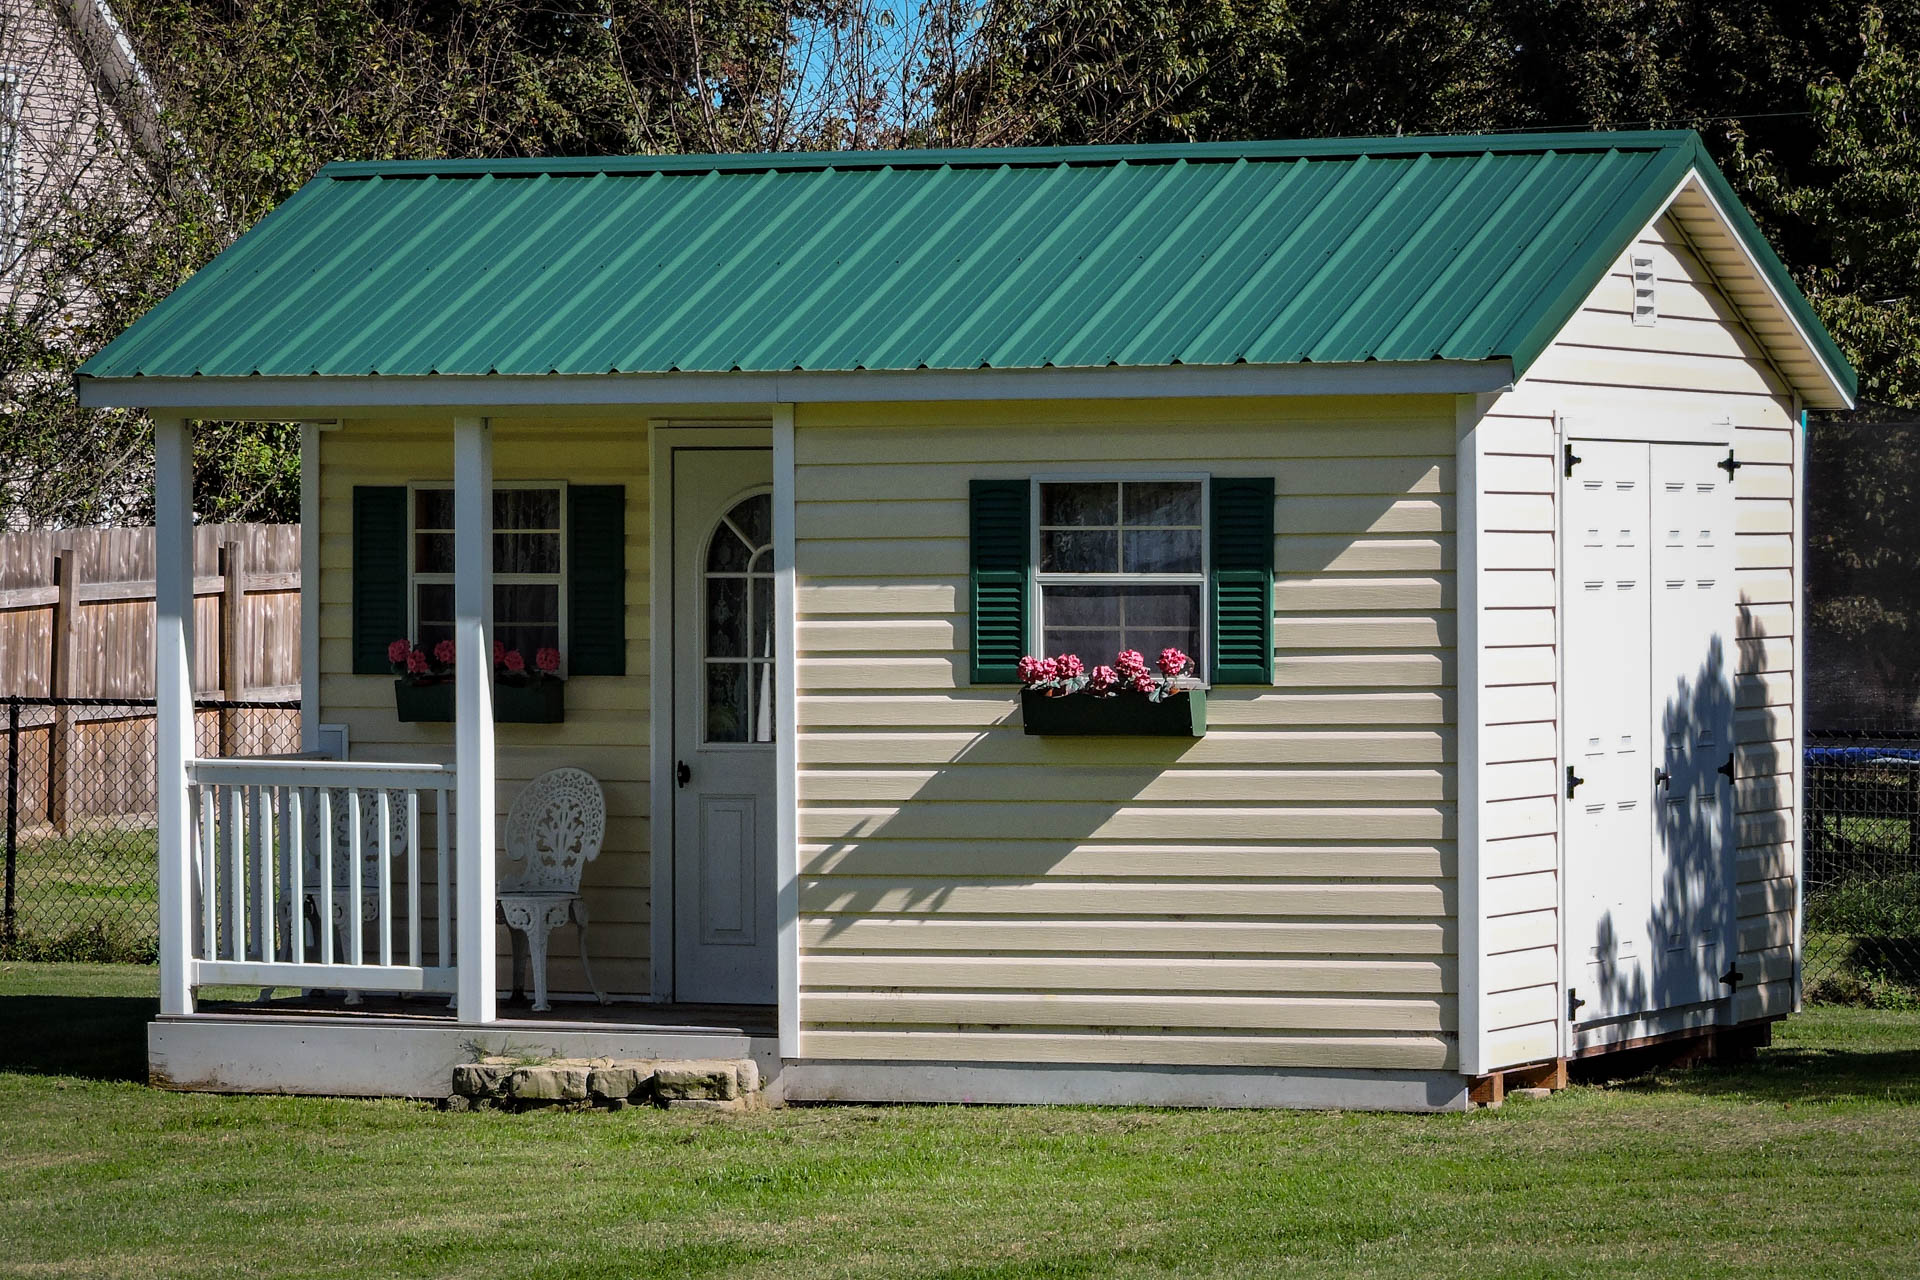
xmin=677 ymin=760 xmax=691 ymax=788
xmin=1654 ymin=766 xmax=1672 ymax=788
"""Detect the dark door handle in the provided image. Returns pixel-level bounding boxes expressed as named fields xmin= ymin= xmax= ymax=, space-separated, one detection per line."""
xmin=1566 ymin=765 xmax=1585 ymax=799
xmin=1654 ymin=767 xmax=1672 ymax=788
xmin=677 ymin=760 xmax=691 ymax=788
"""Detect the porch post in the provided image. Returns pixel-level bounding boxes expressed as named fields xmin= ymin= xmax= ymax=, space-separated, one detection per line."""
xmin=154 ymin=414 xmax=196 ymax=1017
xmin=298 ymin=421 xmax=323 ymax=752
xmin=453 ymin=416 xmax=497 ymax=1024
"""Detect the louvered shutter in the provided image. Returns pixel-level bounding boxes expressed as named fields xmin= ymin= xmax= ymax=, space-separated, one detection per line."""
xmin=352 ymin=486 xmax=409 ymax=674
xmin=969 ymin=479 xmax=1030 ymax=684
xmin=1209 ymin=477 xmax=1275 ymax=685
xmin=567 ymin=485 xmax=626 ymax=676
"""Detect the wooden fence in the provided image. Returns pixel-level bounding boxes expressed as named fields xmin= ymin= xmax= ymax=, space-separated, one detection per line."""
xmin=0 ymin=524 xmax=301 ymax=833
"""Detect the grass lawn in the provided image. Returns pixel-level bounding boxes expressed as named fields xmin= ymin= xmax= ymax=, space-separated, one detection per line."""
xmin=4 ymin=965 xmax=1920 ymax=1279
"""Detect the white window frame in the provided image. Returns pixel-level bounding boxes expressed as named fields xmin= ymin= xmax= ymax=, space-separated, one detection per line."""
xmin=1029 ymin=472 xmax=1210 ymax=676
xmin=0 ymin=68 xmax=22 ymax=268
xmin=407 ymin=480 xmax=569 ymax=674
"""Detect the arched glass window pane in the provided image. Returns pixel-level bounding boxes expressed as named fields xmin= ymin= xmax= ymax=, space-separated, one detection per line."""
xmin=704 ymin=491 xmax=776 ymax=744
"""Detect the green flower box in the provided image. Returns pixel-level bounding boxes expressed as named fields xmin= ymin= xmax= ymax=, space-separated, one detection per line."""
xmin=1020 ymin=687 xmax=1206 ymax=737
xmin=393 ymin=678 xmax=565 ymax=724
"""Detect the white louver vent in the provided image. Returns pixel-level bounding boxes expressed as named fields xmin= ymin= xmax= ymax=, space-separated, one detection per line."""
xmin=1632 ymin=254 xmax=1658 ymax=326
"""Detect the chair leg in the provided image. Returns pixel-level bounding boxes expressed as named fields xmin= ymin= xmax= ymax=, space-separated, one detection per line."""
xmin=573 ymin=900 xmax=608 ymax=1005
xmin=525 ymin=913 xmax=556 ymax=1013
xmin=509 ymin=924 xmax=528 ymax=1004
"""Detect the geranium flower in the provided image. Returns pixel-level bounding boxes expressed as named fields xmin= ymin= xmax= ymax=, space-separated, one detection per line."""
xmin=433 ymin=639 xmax=456 ymax=666
xmin=492 ymin=640 xmax=506 ymax=665
xmin=1016 ymin=655 xmax=1047 ymax=685
xmin=1054 ymin=654 xmax=1085 ymax=679
xmin=1087 ymin=665 xmax=1118 ymax=693
xmin=388 ymin=638 xmax=411 ymax=666
xmin=405 ymin=648 xmax=430 ymax=675
xmin=535 ymin=647 xmax=561 ymax=674
xmin=1114 ymin=648 xmax=1148 ymax=676
xmin=503 ymin=649 xmax=526 ymax=674
xmin=1129 ymin=671 xmax=1156 ymax=694
xmin=1157 ymin=648 xmax=1191 ymax=677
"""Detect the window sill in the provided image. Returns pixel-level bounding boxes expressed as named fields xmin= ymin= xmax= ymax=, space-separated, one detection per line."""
xmin=1020 ymin=687 xmax=1206 ymax=737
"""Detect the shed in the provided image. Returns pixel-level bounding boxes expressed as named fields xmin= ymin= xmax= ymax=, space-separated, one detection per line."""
xmin=78 ymin=131 xmax=1854 ymax=1110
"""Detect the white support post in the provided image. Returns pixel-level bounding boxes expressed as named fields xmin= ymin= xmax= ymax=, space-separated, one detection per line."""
xmin=1453 ymin=394 xmax=1486 ymax=1079
xmin=453 ymin=416 xmax=497 ymax=1024
xmin=772 ymin=405 xmax=800 ymax=1058
xmin=154 ymin=414 xmax=197 ymax=1016
xmin=299 ymin=421 xmax=323 ymax=751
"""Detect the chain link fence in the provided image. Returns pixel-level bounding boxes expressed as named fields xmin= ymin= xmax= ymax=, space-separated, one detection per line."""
xmin=1804 ymin=731 xmax=1920 ymax=1005
xmin=0 ymin=695 xmax=301 ymax=963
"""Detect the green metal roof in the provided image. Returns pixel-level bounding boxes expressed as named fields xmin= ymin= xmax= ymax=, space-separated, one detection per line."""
xmin=77 ymin=130 xmax=1856 ymax=401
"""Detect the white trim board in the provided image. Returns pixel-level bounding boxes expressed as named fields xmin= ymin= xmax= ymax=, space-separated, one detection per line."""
xmin=781 ymin=1061 xmax=1473 ymax=1112
xmin=74 ymin=360 xmax=1518 ymax=417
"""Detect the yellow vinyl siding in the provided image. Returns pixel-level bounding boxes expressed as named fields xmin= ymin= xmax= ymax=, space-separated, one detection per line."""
xmin=317 ymin=417 xmax=651 ymax=997
xmin=1494 ymin=211 xmax=1801 ymax=1055
xmin=792 ymin=398 xmax=1459 ymax=1071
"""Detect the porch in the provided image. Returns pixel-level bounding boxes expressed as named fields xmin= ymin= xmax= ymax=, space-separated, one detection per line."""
xmin=146 ymin=413 xmax=797 ymax=1084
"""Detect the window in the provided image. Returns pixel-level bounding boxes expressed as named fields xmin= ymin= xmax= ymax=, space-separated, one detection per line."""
xmin=704 ymin=492 xmax=775 ymax=744
xmin=411 ymin=485 xmax=564 ymax=664
xmin=1035 ymin=478 xmax=1206 ymax=667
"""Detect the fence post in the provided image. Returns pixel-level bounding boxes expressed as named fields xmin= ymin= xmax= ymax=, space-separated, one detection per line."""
xmin=218 ymin=540 xmax=245 ymax=757
xmin=5 ymin=698 xmax=18 ymax=952
xmin=47 ymin=549 xmax=77 ymax=836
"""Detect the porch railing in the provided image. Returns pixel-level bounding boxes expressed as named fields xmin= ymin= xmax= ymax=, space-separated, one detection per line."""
xmin=185 ymin=757 xmax=458 ymax=995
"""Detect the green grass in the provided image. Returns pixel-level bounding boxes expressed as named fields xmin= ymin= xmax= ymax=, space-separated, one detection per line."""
xmin=4 ymin=966 xmax=1920 ymax=1278
xmin=2 ymin=830 xmax=159 ymax=962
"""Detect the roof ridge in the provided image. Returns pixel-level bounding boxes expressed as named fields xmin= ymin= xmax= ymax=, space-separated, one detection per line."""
xmin=320 ymin=130 xmax=1701 ymax=180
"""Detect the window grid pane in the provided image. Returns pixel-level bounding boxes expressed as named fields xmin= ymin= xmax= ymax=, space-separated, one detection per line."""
xmin=704 ymin=491 xmax=777 ymax=744
xmin=1036 ymin=479 xmax=1207 ymax=669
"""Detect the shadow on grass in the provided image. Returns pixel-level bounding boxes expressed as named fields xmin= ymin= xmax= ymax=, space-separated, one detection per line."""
xmin=1614 ymin=1042 xmax=1920 ymax=1105
xmin=0 ymin=994 xmax=154 ymax=1082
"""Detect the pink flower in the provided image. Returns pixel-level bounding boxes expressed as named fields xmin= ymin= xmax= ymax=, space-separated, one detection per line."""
xmin=1157 ymin=647 xmax=1191 ymax=678
xmin=535 ymin=647 xmax=561 ymax=674
xmin=1114 ymin=648 xmax=1148 ymax=676
xmin=1054 ymin=654 xmax=1085 ymax=679
xmin=433 ymin=639 xmax=456 ymax=666
xmin=492 ymin=640 xmax=506 ymax=665
xmin=1087 ymin=665 xmax=1118 ymax=693
xmin=387 ymin=638 xmax=411 ymax=666
xmin=405 ymin=648 xmax=430 ymax=675
xmin=1016 ymin=655 xmax=1047 ymax=685
xmin=503 ymin=649 xmax=526 ymax=674
xmin=1129 ymin=671 xmax=1156 ymax=694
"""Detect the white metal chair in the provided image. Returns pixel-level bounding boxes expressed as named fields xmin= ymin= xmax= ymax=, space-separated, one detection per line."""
xmin=265 ymin=787 xmax=409 ymax=1004
xmin=498 ymin=767 xmax=608 ymax=1012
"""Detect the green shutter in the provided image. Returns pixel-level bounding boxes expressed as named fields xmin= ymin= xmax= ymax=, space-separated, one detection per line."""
xmin=1209 ymin=477 xmax=1274 ymax=685
xmin=352 ymin=486 xmax=409 ymax=674
xmin=567 ymin=485 xmax=627 ymax=676
xmin=969 ymin=479 xmax=1030 ymax=684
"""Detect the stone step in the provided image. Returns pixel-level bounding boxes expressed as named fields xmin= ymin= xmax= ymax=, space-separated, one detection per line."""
xmin=449 ymin=1055 xmax=762 ymax=1112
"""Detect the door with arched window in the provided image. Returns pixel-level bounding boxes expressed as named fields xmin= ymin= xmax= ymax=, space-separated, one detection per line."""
xmin=671 ymin=447 xmax=777 ymax=1005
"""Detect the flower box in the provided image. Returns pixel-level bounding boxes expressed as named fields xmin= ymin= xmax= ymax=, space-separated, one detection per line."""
xmin=394 ymin=679 xmax=565 ymax=724
xmin=1020 ymin=687 xmax=1206 ymax=737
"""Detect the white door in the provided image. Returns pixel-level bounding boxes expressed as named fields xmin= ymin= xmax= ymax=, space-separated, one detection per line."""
xmin=672 ymin=448 xmax=777 ymax=1005
xmin=1563 ymin=439 xmax=1736 ymax=1027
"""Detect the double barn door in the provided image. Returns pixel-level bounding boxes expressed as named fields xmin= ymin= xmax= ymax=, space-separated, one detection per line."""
xmin=1562 ymin=438 xmax=1739 ymax=1028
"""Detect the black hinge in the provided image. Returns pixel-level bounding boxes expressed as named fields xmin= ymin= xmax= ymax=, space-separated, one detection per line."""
xmin=1717 ymin=753 xmax=1736 ymax=783
xmin=1718 ymin=448 xmax=1742 ymax=478
xmin=1568 ymin=987 xmax=1587 ymax=1021
xmin=1566 ymin=765 xmax=1585 ymax=799
xmin=1720 ymin=965 xmax=1745 ymax=990
xmin=1564 ymin=442 xmax=1583 ymax=477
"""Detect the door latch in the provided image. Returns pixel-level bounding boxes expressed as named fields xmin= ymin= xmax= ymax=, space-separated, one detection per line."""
xmin=1720 ymin=965 xmax=1745 ymax=990
xmin=1717 ymin=754 xmax=1736 ymax=783
xmin=1718 ymin=448 xmax=1742 ymax=478
xmin=1563 ymin=441 xmax=1583 ymax=477
xmin=1566 ymin=765 xmax=1585 ymax=799
xmin=1654 ymin=766 xmax=1672 ymax=788
xmin=676 ymin=760 xmax=691 ymax=788
xmin=1568 ymin=987 xmax=1586 ymax=1021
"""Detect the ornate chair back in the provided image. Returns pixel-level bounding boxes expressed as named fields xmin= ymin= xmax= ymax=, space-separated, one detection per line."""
xmin=502 ymin=768 xmax=606 ymax=894
xmin=302 ymin=788 xmax=409 ymax=889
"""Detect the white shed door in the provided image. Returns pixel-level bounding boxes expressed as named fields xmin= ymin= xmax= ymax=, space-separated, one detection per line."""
xmin=1563 ymin=439 xmax=1736 ymax=1027
xmin=671 ymin=448 xmax=778 ymax=1006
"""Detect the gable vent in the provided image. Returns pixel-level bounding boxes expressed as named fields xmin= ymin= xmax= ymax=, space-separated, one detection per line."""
xmin=1632 ymin=254 xmax=1658 ymax=326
